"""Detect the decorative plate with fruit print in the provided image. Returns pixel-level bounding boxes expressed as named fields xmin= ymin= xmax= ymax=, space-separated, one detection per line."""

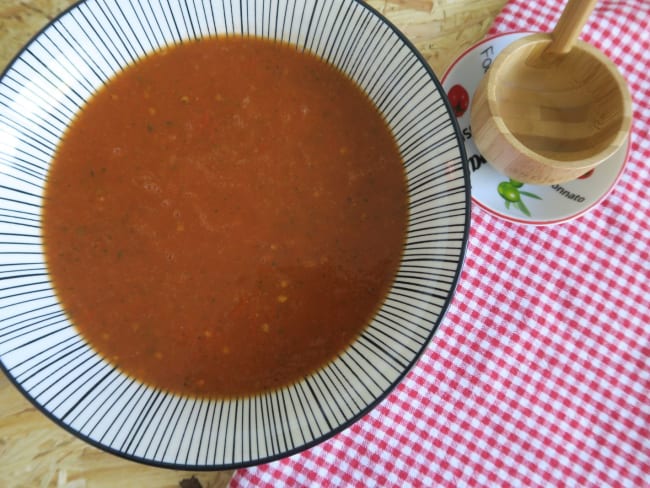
xmin=442 ymin=32 xmax=630 ymax=226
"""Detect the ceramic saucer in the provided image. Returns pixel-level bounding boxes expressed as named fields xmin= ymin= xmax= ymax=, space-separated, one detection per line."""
xmin=442 ymin=32 xmax=630 ymax=225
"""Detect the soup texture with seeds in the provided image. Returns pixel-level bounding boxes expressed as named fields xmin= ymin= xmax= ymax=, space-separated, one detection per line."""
xmin=44 ymin=37 xmax=408 ymax=398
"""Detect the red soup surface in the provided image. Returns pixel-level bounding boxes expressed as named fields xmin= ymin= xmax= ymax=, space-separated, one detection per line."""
xmin=43 ymin=37 xmax=407 ymax=398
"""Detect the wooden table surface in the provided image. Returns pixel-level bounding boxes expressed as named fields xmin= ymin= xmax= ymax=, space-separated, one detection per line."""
xmin=0 ymin=1 xmax=506 ymax=486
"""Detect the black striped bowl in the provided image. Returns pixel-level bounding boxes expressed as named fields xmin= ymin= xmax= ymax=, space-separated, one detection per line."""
xmin=0 ymin=0 xmax=469 ymax=469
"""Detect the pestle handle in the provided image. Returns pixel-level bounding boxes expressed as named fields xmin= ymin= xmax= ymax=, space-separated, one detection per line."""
xmin=545 ymin=0 xmax=598 ymax=56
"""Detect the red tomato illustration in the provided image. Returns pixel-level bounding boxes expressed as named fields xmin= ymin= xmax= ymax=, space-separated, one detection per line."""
xmin=447 ymin=84 xmax=470 ymax=117
xmin=578 ymin=168 xmax=594 ymax=179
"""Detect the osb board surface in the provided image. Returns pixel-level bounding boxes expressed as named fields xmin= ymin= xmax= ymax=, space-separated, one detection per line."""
xmin=0 ymin=1 xmax=506 ymax=487
xmin=0 ymin=0 xmax=506 ymax=75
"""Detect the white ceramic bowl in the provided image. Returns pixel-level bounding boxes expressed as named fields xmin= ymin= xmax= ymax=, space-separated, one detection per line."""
xmin=0 ymin=0 xmax=469 ymax=469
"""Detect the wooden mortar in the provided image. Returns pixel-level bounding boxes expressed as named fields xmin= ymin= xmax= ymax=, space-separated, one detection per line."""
xmin=471 ymin=21 xmax=632 ymax=185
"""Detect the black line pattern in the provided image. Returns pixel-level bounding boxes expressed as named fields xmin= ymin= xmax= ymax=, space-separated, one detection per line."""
xmin=0 ymin=0 xmax=469 ymax=470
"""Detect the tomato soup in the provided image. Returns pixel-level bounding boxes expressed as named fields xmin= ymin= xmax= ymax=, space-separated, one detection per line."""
xmin=43 ymin=37 xmax=407 ymax=398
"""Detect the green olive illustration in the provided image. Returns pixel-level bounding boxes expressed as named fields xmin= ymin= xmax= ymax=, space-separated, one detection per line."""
xmin=496 ymin=179 xmax=542 ymax=217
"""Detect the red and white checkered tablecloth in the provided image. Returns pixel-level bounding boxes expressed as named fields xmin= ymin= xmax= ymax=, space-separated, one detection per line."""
xmin=231 ymin=1 xmax=650 ymax=486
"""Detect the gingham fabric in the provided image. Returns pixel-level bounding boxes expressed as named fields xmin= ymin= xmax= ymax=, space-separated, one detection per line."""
xmin=231 ymin=1 xmax=650 ymax=486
